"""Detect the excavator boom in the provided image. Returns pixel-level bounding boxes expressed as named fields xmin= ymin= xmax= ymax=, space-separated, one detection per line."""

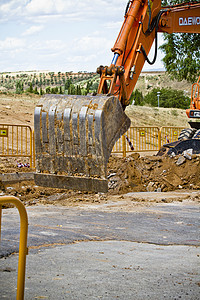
xmin=158 ymin=2 xmax=200 ymax=34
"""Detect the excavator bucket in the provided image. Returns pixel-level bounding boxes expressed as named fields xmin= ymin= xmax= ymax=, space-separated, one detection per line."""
xmin=34 ymin=94 xmax=130 ymax=193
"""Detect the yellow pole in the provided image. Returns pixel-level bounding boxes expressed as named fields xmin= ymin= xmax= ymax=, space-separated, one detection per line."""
xmin=158 ymin=127 xmax=162 ymax=150
xmin=0 ymin=196 xmax=28 ymax=300
xmin=0 ymin=204 xmax=2 ymax=241
xmin=32 ymin=130 xmax=35 ymax=168
xmin=21 ymin=126 xmax=23 ymax=155
xmin=122 ymin=134 xmax=126 ymax=157
xmin=12 ymin=126 xmax=14 ymax=155
xmin=29 ymin=128 xmax=33 ymax=168
xmin=7 ymin=127 xmax=9 ymax=155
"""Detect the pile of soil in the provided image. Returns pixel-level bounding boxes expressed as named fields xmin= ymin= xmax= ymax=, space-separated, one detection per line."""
xmin=0 ymin=157 xmax=33 ymax=173
xmin=107 ymin=153 xmax=200 ymax=194
xmin=0 ymin=153 xmax=200 ymax=207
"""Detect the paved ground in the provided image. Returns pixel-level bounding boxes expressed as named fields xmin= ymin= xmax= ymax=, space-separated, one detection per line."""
xmin=0 ymin=198 xmax=200 ymax=299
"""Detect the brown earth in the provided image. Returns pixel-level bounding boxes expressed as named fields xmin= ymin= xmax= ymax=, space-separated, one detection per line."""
xmin=0 ymin=93 xmax=200 ymax=209
xmin=0 ymin=93 xmax=38 ymax=127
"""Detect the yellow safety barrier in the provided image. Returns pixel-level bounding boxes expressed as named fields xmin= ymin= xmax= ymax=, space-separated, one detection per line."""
xmin=0 ymin=124 xmax=33 ymax=168
xmin=0 ymin=196 xmax=28 ymax=300
xmin=159 ymin=126 xmax=185 ymax=149
xmin=0 ymin=124 xmax=186 ymax=164
xmin=112 ymin=126 xmax=185 ymax=157
xmin=113 ymin=126 xmax=160 ymax=156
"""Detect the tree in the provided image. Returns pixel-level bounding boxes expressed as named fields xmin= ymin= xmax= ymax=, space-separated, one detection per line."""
xmin=34 ymin=87 xmax=39 ymax=95
xmin=160 ymin=0 xmax=200 ymax=82
xmin=130 ymin=89 xmax=144 ymax=105
xmin=27 ymin=82 xmax=33 ymax=93
xmin=144 ymin=87 xmax=190 ymax=109
xmin=68 ymin=84 xmax=75 ymax=95
xmin=65 ymin=78 xmax=72 ymax=90
xmin=86 ymin=81 xmax=91 ymax=94
xmin=46 ymin=87 xmax=51 ymax=94
xmin=50 ymin=87 xmax=58 ymax=94
xmin=40 ymin=87 xmax=44 ymax=95
xmin=90 ymin=82 xmax=99 ymax=92
xmin=76 ymin=85 xmax=82 ymax=95
xmin=59 ymin=86 xmax=63 ymax=94
xmin=62 ymin=76 xmax=66 ymax=84
xmin=16 ymin=80 xmax=24 ymax=94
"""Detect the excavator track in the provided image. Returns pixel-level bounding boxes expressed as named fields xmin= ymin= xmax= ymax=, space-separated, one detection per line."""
xmin=34 ymin=94 xmax=130 ymax=192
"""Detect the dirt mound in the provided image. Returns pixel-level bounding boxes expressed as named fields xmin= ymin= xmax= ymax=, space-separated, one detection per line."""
xmin=0 ymin=153 xmax=200 ymax=207
xmin=0 ymin=157 xmax=33 ymax=174
xmin=107 ymin=153 xmax=200 ymax=194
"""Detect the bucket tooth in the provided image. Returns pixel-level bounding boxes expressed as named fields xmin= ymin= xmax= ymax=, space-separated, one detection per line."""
xmin=34 ymin=94 xmax=130 ymax=192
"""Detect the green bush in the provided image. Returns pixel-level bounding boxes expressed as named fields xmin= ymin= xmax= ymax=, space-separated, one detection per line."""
xmin=144 ymin=87 xmax=190 ymax=109
xmin=130 ymin=89 xmax=144 ymax=106
xmin=15 ymin=80 xmax=24 ymax=94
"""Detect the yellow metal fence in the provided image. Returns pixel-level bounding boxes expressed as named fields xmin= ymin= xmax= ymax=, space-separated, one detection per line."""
xmin=112 ymin=126 xmax=185 ymax=156
xmin=159 ymin=126 xmax=185 ymax=147
xmin=113 ymin=126 xmax=160 ymax=154
xmin=0 ymin=124 xmax=186 ymax=163
xmin=0 ymin=124 xmax=33 ymax=167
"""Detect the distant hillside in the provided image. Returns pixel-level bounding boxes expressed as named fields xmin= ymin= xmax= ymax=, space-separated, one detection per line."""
xmin=137 ymin=72 xmax=192 ymax=96
xmin=0 ymin=94 xmax=191 ymax=130
xmin=126 ymin=105 xmax=189 ymax=128
xmin=0 ymin=71 xmax=193 ymax=98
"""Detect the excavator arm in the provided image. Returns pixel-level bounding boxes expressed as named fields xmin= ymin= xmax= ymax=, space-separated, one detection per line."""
xmin=34 ymin=0 xmax=200 ymax=192
xmin=158 ymin=2 xmax=200 ymax=34
xmin=98 ymin=0 xmax=162 ymax=107
xmin=98 ymin=1 xmax=200 ymax=107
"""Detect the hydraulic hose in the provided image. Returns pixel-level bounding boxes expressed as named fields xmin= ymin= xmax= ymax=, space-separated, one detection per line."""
xmin=141 ymin=9 xmax=167 ymax=65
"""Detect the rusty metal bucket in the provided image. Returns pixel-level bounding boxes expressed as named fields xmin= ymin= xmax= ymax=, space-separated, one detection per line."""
xmin=34 ymin=94 xmax=130 ymax=192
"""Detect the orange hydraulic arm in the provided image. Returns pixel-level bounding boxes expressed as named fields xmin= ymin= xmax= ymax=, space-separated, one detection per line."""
xmin=158 ymin=2 xmax=200 ymax=33
xmin=97 ymin=0 xmax=200 ymax=108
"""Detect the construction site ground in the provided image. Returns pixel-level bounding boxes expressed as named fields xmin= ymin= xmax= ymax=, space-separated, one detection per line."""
xmin=1 ymin=198 xmax=199 ymax=299
xmin=0 ymin=94 xmax=200 ymax=299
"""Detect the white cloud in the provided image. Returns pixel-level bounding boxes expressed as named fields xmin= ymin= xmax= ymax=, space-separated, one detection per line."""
xmin=25 ymin=0 xmax=75 ymax=15
xmin=0 ymin=0 xmax=128 ymax=23
xmin=0 ymin=37 xmax=25 ymax=50
xmin=26 ymin=0 xmax=56 ymax=15
xmin=105 ymin=21 xmax=123 ymax=29
xmin=73 ymin=35 xmax=111 ymax=52
xmin=22 ymin=25 xmax=44 ymax=36
xmin=0 ymin=0 xmax=165 ymax=72
xmin=33 ymin=39 xmax=66 ymax=53
xmin=0 ymin=0 xmax=20 ymax=13
xmin=0 ymin=0 xmax=24 ymax=21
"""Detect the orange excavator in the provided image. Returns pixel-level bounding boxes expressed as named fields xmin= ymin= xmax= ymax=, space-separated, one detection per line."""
xmin=158 ymin=75 xmax=200 ymax=156
xmin=171 ymin=75 xmax=200 ymax=140
xmin=184 ymin=75 xmax=200 ymax=136
xmin=34 ymin=1 xmax=200 ymax=192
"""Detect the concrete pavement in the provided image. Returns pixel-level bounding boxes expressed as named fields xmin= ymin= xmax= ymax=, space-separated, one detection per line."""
xmin=0 ymin=200 xmax=199 ymax=299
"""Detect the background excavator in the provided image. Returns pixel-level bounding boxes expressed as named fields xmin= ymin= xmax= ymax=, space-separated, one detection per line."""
xmin=158 ymin=75 xmax=200 ymax=156
xmin=34 ymin=0 xmax=200 ymax=193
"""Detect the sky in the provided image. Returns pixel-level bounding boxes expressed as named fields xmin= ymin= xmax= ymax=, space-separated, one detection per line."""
xmin=0 ymin=0 xmax=165 ymax=73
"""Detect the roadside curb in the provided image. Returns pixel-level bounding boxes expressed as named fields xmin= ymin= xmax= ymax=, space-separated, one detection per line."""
xmin=0 ymin=172 xmax=34 ymax=183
